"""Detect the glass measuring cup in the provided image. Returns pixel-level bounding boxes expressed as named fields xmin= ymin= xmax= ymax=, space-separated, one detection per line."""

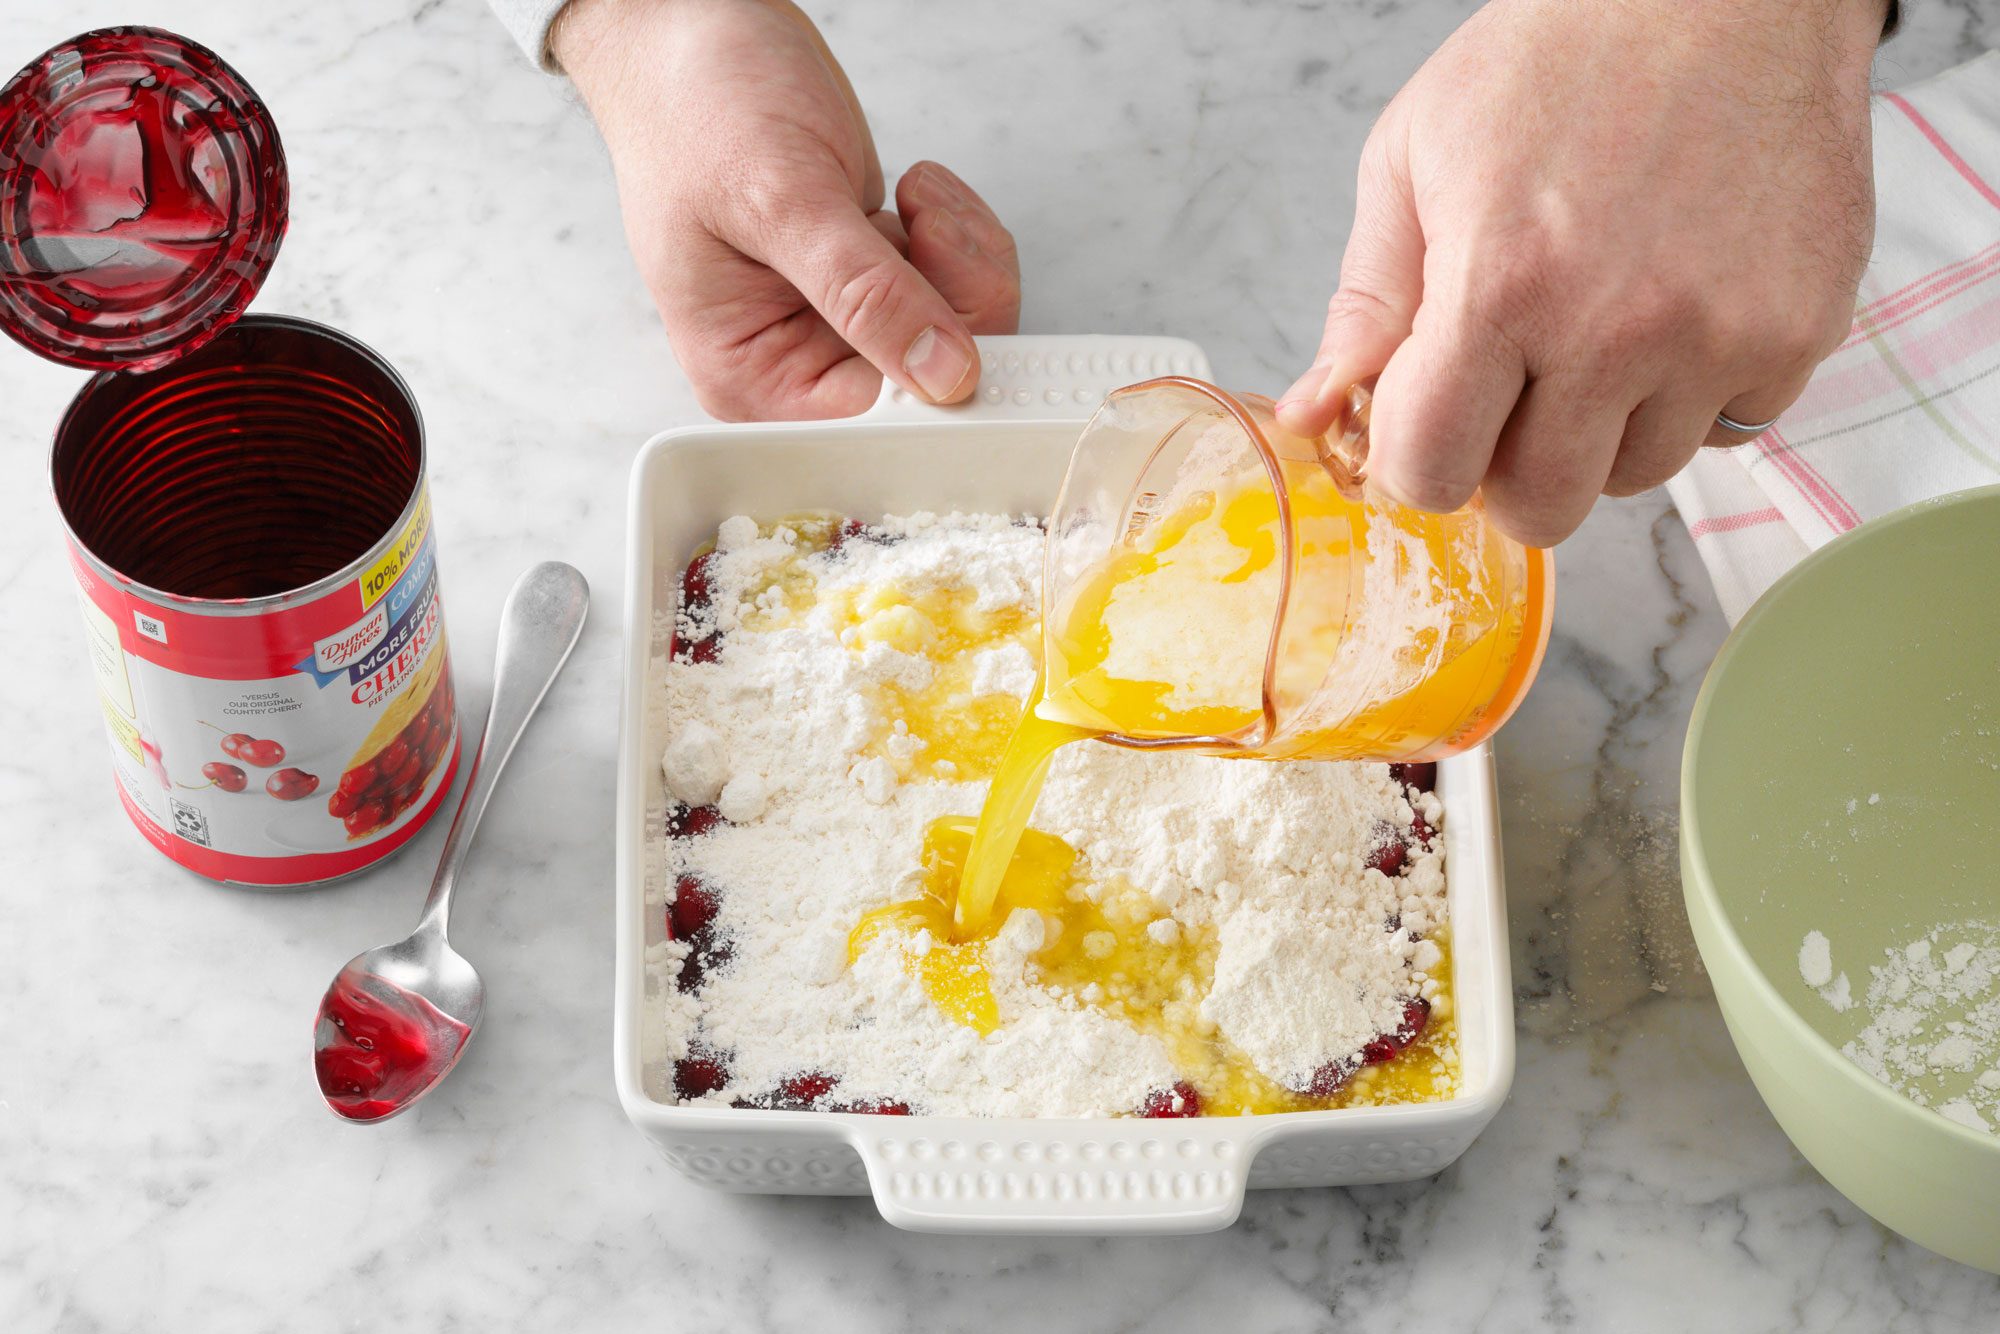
xmin=1035 ymin=377 xmax=1552 ymax=763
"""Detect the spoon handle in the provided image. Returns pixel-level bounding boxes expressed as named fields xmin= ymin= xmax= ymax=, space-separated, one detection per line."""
xmin=416 ymin=561 xmax=590 ymax=936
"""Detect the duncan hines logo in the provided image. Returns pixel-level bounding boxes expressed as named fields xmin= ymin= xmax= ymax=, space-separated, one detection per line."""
xmin=310 ymin=538 xmax=440 ymax=679
xmin=312 ymin=603 xmax=389 ymax=673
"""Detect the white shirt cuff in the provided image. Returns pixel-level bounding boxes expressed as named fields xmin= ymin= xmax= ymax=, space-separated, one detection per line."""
xmin=488 ymin=0 xmax=571 ymax=73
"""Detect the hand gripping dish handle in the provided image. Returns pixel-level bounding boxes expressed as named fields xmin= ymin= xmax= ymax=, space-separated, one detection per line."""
xmin=859 ymin=334 xmax=1214 ymax=425
xmin=852 ymin=1122 xmax=1254 ymax=1235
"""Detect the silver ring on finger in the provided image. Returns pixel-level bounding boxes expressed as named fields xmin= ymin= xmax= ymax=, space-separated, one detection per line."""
xmin=1715 ymin=409 xmax=1781 ymax=435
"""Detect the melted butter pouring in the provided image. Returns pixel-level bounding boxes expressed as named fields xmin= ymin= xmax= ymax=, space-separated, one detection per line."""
xmin=727 ymin=514 xmax=1459 ymax=1115
xmin=849 ymin=819 xmax=1076 ymax=1036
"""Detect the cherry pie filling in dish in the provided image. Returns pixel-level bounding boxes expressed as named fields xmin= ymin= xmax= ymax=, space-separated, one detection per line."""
xmin=647 ymin=513 xmax=1457 ymax=1119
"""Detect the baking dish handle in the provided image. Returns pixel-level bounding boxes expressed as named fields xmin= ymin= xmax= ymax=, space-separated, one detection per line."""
xmin=858 ymin=334 xmax=1213 ymax=425
xmin=851 ymin=1125 xmax=1251 ymax=1235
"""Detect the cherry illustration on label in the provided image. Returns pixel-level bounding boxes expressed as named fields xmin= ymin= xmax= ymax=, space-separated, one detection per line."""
xmin=200 ymin=761 xmax=248 ymax=792
xmin=265 ymin=767 xmax=318 ymax=800
xmin=202 ymin=722 xmax=283 ymax=766
xmin=241 ymin=738 xmax=286 ymax=767
xmin=342 ymin=801 xmax=387 ymax=837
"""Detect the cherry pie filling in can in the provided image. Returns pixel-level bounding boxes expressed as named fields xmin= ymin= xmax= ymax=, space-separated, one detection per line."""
xmin=53 ymin=315 xmax=462 ymax=885
xmin=4 ymin=28 xmax=460 ymax=885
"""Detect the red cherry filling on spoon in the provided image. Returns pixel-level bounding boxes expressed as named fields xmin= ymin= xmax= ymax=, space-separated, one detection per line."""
xmin=314 ymin=972 xmax=471 ymax=1122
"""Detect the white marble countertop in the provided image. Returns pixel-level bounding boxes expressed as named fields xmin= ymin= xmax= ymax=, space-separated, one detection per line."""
xmin=4 ymin=1 xmax=1998 ymax=1329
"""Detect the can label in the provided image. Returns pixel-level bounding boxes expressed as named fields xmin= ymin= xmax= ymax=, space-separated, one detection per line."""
xmin=72 ymin=486 xmax=460 ymax=885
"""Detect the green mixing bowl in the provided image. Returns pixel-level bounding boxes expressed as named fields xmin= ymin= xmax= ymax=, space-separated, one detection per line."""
xmin=1682 ymin=484 xmax=2000 ymax=1273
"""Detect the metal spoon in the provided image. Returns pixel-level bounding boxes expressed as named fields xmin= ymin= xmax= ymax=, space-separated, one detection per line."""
xmin=313 ymin=561 xmax=589 ymax=1123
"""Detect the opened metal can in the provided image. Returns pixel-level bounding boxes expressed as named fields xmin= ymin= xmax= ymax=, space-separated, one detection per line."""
xmin=5 ymin=29 xmax=459 ymax=884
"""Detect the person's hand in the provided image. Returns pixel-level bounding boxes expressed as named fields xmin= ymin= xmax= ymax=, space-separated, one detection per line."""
xmin=1275 ymin=0 xmax=1886 ymax=546
xmin=554 ymin=0 xmax=1020 ymax=419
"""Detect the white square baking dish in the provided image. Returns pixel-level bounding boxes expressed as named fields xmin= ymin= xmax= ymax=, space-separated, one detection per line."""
xmin=614 ymin=335 xmax=1516 ymax=1234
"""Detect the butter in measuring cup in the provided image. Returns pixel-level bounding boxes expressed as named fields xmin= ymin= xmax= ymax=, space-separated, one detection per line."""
xmin=1037 ymin=377 xmax=1553 ymax=761
xmin=950 ymin=376 xmax=1552 ymax=935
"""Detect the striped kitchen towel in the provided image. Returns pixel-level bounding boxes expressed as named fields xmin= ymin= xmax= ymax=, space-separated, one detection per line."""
xmin=1665 ymin=50 xmax=2000 ymax=624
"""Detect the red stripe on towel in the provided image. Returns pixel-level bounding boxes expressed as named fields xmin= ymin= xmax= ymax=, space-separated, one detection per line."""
xmin=1686 ymin=507 xmax=1785 ymax=540
xmin=1886 ymin=92 xmax=2000 ymax=213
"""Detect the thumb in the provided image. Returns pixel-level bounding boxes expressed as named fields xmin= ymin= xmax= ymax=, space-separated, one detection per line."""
xmin=763 ymin=202 xmax=981 ymax=405
xmin=1275 ymin=108 xmax=1424 ymax=437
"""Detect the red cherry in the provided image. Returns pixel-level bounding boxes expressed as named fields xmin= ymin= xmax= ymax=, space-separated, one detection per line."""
xmin=389 ymin=751 xmax=423 ymax=790
xmin=826 ymin=518 xmax=898 ymax=557
xmin=241 ymin=738 xmax=285 ymax=767
xmin=841 ymin=1099 xmax=912 ymax=1116
xmin=1359 ymin=998 xmax=1434 ymax=1069
xmin=779 ymin=1071 xmax=838 ymax=1105
xmin=680 ymin=551 xmax=714 ymax=615
xmin=220 ymin=733 xmax=252 ymax=759
xmin=1410 ymin=812 xmax=1436 ymax=849
xmin=731 ymin=1071 xmax=840 ymax=1110
xmin=265 ymin=767 xmax=318 ymax=800
xmin=1365 ymin=833 xmax=1406 ymax=877
xmin=338 ymin=761 xmax=377 ymax=796
xmin=378 ymin=737 xmax=410 ymax=774
xmin=670 ymin=875 xmax=721 ymax=939
xmin=828 ymin=517 xmax=868 ymax=553
xmin=676 ymin=925 xmax=732 ymax=994
xmin=666 ymin=804 xmax=723 ymax=839
xmin=1394 ymin=996 xmax=1431 ymax=1048
xmin=327 ymin=787 xmax=359 ymax=818
xmin=201 ymin=761 xmax=248 ymax=792
xmin=344 ymin=801 xmax=387 ymax=836
xmin=673 ymin=1047 xmax=729 ymax=1100
xmin=1389 ymin=761 xmax=1437 ymax=793
xmin=1305 ymin=1058 xmax=1356 ymax=1099
xmin=1139 ymin=1081 xmax=1203 ymax=1118
xmin=673 ymin=632 xmax=723 ymax=664
xmin=670 ymin=551 xmax=724 ymax=660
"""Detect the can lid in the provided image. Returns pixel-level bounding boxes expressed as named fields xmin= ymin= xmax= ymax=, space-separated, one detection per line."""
xmin=0 ymin=27 xmax=287 ymax=372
